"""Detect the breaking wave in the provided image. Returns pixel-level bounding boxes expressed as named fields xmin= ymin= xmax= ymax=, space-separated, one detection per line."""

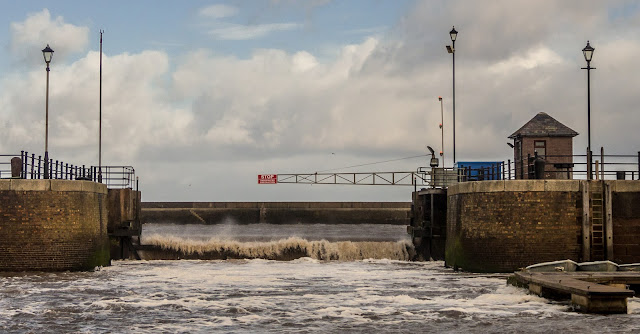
xmin=141 ymin=235 xmax=415 ymax=261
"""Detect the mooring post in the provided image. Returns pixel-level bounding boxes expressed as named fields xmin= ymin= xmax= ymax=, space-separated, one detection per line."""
xmin=605 ymin=181 xmax=614 ymax=261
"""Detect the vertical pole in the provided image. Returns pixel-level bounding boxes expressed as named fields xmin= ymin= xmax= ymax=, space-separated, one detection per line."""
xmin=439 ymin=97 xmax=444 ymax=167
xmin=587 ymin=149 xmax=592 ymax=180
xmin=452 ymin=39 xmax=456 ymax=165
xmin=637 ymin=151 xmax=640 ymax=180
xmin=44 ymin=62 xmax=50 ymax=179
xmin=604 ymin=182 xmax=614 ymax=261
xmin=587 ymin=64 xmax=591 ymax=172
xmin=600 ymin=146 xmax=604 ymax=180
xmin=99 ymin=30 xmax=103 ymax=183
xmin=508 ymin=159 xmax=511 ymax=180
xmin=429 ymin=193 xmax=434 ymax=259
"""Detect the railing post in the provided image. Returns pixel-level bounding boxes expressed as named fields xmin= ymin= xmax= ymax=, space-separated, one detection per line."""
xmin=600 ymin=146 xmax=605 ymax=180
xmin=30 ymin=154 xmax=35 ymax=179
xmin=637 ymin=151 xmax=640 ymax=180
xmin=508 ymin=159 xmax=511 ymax=180
xmin=20 ymin=151 xmax=25 ymax=178
xmin=587 ymin=149 xmax=592 ymax=180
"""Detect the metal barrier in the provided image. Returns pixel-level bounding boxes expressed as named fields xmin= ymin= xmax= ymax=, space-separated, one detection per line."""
xmin=0 ymin=151 xmax=136 ymax=189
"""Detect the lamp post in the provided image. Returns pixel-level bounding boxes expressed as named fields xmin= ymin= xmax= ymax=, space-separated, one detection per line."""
xmin=42 ymin=44 xmax=54 ymax=179
xmin=582 ymin=41 xmax=595 ymax=180
xmin=446 ymin=26 xmax=457 ymax=165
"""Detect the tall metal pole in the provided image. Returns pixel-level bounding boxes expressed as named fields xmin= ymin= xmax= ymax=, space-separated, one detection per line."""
xmin=439 ymin=96 xmax=444 ymax=167
xmin=99 ymin=30 xmax=103 ymax=183
xmin=44 ymin=61 xmax=50 ymax=179
xmin=452 ymin=38 xmax=456 ymax=165
xmin=582 ymin=41 xmax=595 ymax=180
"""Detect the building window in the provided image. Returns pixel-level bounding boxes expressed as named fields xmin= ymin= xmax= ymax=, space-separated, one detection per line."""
xmin=534 ymin=140 xmax=546 ymax=156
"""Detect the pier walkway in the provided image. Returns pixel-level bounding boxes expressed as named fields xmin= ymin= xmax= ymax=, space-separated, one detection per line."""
xmin=513 ymin=271 xmax=637 ymax=313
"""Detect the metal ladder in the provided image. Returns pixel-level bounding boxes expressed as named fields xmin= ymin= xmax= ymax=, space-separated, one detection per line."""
xmin=590 ymin=182 xmax=605 ymax=261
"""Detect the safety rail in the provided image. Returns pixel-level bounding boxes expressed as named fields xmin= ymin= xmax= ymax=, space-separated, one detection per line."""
xmin=277 ymin=171 xmax=432 ymax=186
xmin=0 ymin=151 xmax=136 ymax=189
xmin=506 ymin=151 xmax=640 ymax=181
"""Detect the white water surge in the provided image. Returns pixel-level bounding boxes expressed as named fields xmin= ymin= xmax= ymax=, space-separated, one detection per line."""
xmin=142 ymin=235 xmax=414 ymax=261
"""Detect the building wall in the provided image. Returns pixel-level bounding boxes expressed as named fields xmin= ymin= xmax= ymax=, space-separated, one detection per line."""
xmin=515 ymin=136 xmax=574 ymax=179
xmin=446 ymin=180 xmax=582 ymax=272
xmin=0 ymin=180 xmax=109 ymax=271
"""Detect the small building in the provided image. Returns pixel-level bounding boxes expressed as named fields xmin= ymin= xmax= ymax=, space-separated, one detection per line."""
xmin=508 ymin=112 xmax=578 ymax=179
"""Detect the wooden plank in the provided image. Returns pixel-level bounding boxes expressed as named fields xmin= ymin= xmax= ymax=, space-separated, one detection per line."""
xmin=605 ymin=182 xmax=614 ymax=260
xmin=514 ymin=272 xmax=635 ymax=297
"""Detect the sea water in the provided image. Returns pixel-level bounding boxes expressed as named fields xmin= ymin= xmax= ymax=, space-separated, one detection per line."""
xmin=1 ymin=224 xmax=639 ymax=333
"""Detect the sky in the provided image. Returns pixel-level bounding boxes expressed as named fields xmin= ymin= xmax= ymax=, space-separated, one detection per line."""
xmin=1 ymin=0 xmax=640 ymax=202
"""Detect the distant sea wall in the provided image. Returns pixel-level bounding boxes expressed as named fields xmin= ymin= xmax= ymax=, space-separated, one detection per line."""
xmin=0 ymin=180 xmax=110 ymax=271
xmin=141 ymin=202 xmax=411 ymax=225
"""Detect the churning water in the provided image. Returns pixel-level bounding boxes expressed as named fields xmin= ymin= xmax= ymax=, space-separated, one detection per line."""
xmin=1 ymin=224 xmax=639 ymax=333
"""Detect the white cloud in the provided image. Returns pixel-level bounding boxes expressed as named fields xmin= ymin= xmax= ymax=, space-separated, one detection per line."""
xmin=4 ymin=1 xmax=640 ymax=201
xmin=10 ymin=9 xmax=89 ymax=64
xmin=198 ymin=4 xmax=238 ymax=19
xmin=207 ymin=23 xmax=301 ymax=40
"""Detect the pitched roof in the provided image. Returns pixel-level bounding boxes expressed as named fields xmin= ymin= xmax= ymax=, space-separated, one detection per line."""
xmin=508 ymin=112 xmax=578 ymax=139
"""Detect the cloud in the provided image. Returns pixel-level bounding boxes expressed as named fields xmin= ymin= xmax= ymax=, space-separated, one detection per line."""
xmin=198 ymin=4 xmax=238 ymax=19
xmin=10 ymin=9 xmax=89 ymax=64
xmin=3 ymin=1 xmax=640 ymax=201
xmin=207 ymin=23 xmax=302 ymax=40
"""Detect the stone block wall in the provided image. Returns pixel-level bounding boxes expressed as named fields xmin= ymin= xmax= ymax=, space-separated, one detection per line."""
xmin=446 ymin=180 xmax=583 ymax=272
xmin=0 ymin=180 xmax=109 ymax=271
xmin=141 ymin=202 xmax=411 ymax=225
xmin=610 ymin=181 xmax=640 ymax=264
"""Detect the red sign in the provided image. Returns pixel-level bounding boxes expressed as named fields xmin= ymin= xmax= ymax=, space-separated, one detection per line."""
xmin=258 ymin=174 xmax=278 ymax=184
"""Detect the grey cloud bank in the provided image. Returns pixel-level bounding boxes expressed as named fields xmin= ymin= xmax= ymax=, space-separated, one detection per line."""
xmin=1 ymin=1 xmax=639 ymax=202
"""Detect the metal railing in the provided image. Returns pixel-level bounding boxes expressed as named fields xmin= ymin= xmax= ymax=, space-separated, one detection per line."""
xmin=0 ymin=151 xmax=136 ymax=189
xmin=506 ymin=151 xmax=640 ymax=181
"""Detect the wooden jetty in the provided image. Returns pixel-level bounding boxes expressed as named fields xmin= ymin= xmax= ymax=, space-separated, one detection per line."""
xmin=512 ymin=271 xmax=638 ymax=313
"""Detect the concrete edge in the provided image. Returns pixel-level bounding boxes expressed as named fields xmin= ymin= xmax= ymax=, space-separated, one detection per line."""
xmin=0 ymin=179 xmax=107 ymax=194
xmin=607 ymin=180 xmax=640 ymax=193
xmin=449 ymin=180 xmax=582 ymax=194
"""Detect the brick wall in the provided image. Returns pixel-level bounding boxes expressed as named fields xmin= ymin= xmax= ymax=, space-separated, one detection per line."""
xmin=0 ymin=180 xmax=109 ymax=271
xmin=611 ymin=189 xmax=640 ymax=264
xmin=517 ymin=136 xmax=574 ymax=179
xmin=446 ymin=180 xmax=582 ymax=272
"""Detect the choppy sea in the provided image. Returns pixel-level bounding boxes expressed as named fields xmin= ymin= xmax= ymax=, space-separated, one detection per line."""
xmin=1 ymin=223 xmax=638 ymax=333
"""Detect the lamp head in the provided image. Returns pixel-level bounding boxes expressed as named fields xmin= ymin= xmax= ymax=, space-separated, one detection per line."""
xmin=42 ymin=44 xmax=54 ymax=64
xmin=449 ymin=26 xmax=457 ymax=42
xmin=582 ymin=41 xmax=594 ymax=62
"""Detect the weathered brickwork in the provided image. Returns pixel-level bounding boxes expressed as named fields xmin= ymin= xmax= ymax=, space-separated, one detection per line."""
xmin=446 ymin=185 xmax=582 ymax=273
xmin=611 ymin=192 xmax=640 ymax=264
xmin=0 ymin=180 xmax=109 ymax=271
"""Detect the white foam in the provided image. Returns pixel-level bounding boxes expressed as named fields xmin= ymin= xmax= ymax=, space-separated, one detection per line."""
xmin=142 ymin=235 xmax=414 ymax=261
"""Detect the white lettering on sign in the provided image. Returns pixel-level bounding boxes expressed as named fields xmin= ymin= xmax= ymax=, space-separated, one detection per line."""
xmin=258 ymin=174 xmax=278 ymax=184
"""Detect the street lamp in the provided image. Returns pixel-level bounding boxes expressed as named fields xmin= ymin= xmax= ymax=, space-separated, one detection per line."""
xmin=446 ymin=26 xmax=457 ymax=165
xmin=42 ymin=44 xmax=54 ymax=179
xmin=581 ymin=41 xmax=595 ymax=180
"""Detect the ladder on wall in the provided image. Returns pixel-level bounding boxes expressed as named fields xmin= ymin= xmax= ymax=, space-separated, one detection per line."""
xmin=590 ymin=182 xmax=605 ymax=261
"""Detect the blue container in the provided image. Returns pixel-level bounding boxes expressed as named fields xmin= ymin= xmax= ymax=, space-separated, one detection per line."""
xmin=456 ymin=161 xmax=503 ymax=181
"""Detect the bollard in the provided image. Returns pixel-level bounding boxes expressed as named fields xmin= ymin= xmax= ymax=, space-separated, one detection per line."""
xmin=11 ymin=157 xmax=22 ymax=178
